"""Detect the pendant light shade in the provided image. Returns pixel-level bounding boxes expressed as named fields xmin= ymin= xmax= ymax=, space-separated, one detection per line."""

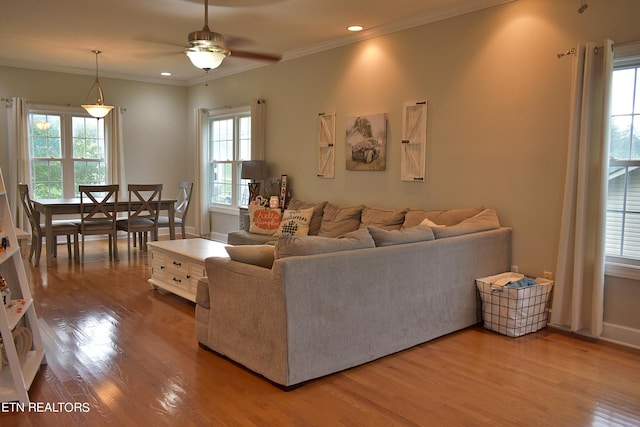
xmin=82 ymin=50 xmax=113 ymax=118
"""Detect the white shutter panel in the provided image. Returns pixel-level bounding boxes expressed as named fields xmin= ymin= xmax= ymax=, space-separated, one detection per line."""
xmin=401 ymin=101 xmax=427 ymax=182
xmin=317 ymin=112 xmax=336 ymax=178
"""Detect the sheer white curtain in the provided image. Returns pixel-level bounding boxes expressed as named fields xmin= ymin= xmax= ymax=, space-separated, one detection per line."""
xmin=551 ymin=40 xmax=614 ymax=337
xmin=105 ymin=106 xmax=127 ymax=190
xmin=195 ymin=107 xmax=210 ymax=237
xmin=6 ymin=97 xmax=31 ymax=228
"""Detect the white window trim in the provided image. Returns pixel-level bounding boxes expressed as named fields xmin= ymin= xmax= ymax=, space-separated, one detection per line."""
xmin=605 ymin=40 xmax=640 ymax=280
xmin=28 ymin=105 xmax=106 ymax=198
xmin=207 ymin=105 xmax=251 ymax=211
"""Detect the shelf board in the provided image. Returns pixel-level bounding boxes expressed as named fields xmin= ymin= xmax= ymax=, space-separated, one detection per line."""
xmin=5 ymin=299 xmax=32 ymax=330
xmin=0 ymin=349 xmax=45 ymax=403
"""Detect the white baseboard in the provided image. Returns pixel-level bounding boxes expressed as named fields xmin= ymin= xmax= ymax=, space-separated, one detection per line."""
xmin=209 ymin=232 xmax=227 ymax=243
xmin=601 ymin=322 xmax=640 ymax=350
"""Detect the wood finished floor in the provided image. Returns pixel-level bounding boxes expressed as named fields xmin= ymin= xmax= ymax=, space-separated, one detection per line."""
xmin=1 ymin=239 xmax=639 ymax=426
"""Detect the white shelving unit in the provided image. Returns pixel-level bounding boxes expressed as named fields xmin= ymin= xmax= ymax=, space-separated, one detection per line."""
xmin=0 ymin=168 xmax=45 ymax=404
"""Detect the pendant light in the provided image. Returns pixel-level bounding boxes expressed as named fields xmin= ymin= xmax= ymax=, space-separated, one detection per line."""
xmin=82 ymin=50 xmax=113 ymax=118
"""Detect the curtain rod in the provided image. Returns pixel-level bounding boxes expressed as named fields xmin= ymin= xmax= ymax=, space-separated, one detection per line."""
xmin=1 ymin=97 xmax=76 ymax=108
xmin=557 ymin=38 xmax=640 ymax=59
xmin=1 ymin=97 xmax=125 ymax=112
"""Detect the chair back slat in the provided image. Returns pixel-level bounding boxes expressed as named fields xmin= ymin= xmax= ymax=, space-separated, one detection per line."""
xmin=18 ymin=184 xmax=40 ymax=232
xmin=79 ymin=184 xmax=120 ymax=225
xmin=127 ymin=184 xmax=163 ymax=223
xmin=175 ymin=181 xmax=193 ymax=217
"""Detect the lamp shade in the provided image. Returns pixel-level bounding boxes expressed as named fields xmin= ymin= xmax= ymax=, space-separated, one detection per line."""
xmin=241 ymin=160 xmax=268 ymax=180
xmin=82 ymin=104 xmax=114 ymax=118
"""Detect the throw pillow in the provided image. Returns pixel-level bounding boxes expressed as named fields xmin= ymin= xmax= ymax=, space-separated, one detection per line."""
xmin=248 ymin=205 xmax=282 ymax=235
xmin=368 ymin=225 xmax=435 ymax=247
xmin=403 ymin=206 xmax=485 ymax=228
xmin=274 ymin=228 xmax=375 ymax=259
xmin=419 ymin=217 xmax=445 ymax=228
xmin=432 ymin=208 xmax=501 ymax=239
xmin=360 ymin=207 xmax=407 ymax=230
xmin=286 ymin=199 xmax=327 ymax=235
xmin=225 ymin=245 xmax=275 ymax=269
xmin=274 ymin=207 xmax=315 ymax=236
xmin=318 ymin=203 xmax=364 ymax=237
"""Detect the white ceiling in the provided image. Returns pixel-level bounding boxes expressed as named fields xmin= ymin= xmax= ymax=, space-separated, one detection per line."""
xmin=0 ymin=0 xmax=514 ymax=86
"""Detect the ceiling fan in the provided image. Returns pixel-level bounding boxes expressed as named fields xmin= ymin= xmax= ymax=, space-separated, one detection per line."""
xmin=185 ymin=0 xmax=281 ymax=72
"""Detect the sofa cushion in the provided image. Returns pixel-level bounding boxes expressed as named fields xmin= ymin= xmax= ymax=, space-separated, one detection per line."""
xmin=274 ymin=207 xmax=315 ymax=236
xmin=402 ymin=206 xmax=485 ymax=228
xmin=225 ymin=244 xmax=275 ymax=269
xmin=368 ymin=225 xmax=435 ymax=247
xmin=287 ymin=199 xmax=327 ymax=235
xmin=318 ymin=203 xmax=364 ymax=237
xmin=274 ymin=228 xmax=375 ymax=259
xmin=432 ymin=208 xmax=501 ymax=239
xmin=248 ymin=205 xmax=282 ymax=235
xmin=227 ymin=230 xmax=277 ymax=246
xmin=360 ymin=207 xmax=407 ymax=230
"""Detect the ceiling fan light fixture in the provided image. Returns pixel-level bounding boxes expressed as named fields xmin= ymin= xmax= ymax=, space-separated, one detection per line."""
xmin=186 ymin=45 xmax=229 ymax=71
xmin=82 ymin=50 xmax=113 ymax=119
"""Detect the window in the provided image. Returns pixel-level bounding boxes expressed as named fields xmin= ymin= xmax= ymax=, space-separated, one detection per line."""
xmin=606 ymin=57 xmax=640 ymax=264
xmin=208 ymin=108 xmax=252 ymax=209
xmin=29 ymin=109 xmax=106 ymax=199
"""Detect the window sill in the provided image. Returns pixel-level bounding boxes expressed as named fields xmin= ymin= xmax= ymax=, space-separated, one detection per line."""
xmin=605 ymin=262 xmax=640 ymax=281
xmin=209 ymin=205 xmax=240 ymax=216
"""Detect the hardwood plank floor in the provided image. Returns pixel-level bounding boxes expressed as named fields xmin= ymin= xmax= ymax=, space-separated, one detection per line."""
xmin=1 ymin=239 xmax=639 ymax=426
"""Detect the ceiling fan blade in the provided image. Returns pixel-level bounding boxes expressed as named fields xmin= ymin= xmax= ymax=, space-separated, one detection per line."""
xmin=230 ymin=50 xmax=281 ymax=62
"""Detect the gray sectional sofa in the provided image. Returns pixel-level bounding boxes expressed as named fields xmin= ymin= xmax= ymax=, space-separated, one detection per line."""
xmin=196 ymin=201 xmax=512 ymax=388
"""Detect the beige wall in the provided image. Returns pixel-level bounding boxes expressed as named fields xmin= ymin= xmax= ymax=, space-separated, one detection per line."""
xmin=0 ymin=67 xmax=189 ymax=203
xmin=188 ymin=0 xmax=640 ymax=276
xmin=1 ymin=0 xmax=639 ymax=344
xmin=187 ymin=0 xmax=640 ymax=344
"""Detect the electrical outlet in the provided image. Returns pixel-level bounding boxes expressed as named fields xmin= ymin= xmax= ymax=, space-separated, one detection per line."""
xmin=543 ymin=271 xmax=553 ymax=279
xmin=511 ymin=265 xmax=519 ymax=273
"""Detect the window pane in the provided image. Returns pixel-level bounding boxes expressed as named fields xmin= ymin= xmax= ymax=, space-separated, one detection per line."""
xmin=239 ymin=178 xmax=249 ymax=207
xmin=74 ymin=160 xmax=106 ymax=195
xmin=210 ymin=119 xmax=233 ymax=161
xmin=73 ymin=116 xmax=105 ymax=159
xmin=622 ymin=212 xmax=640 ymax=259
xmin=611 ymin=68 xmax=635 ymax=116
xmin=32 ymin=160 xmax=63 ymax=199
xmin=239 ymin=116 xmax=251 ymax=161
xmin=626 ymin=167 xmax=640 ymax=211
xmin=606 ymin=211 xmax=623 ymax=257
xmin=30 ymin=114 xmax=62 ymax=158
xmin=610 ymin=116 xmax=632 ymax=159
xmin=212 ymin=162 xmax=232 ymax=205
xmin=608 ymin=166 xmax=626 ymax=210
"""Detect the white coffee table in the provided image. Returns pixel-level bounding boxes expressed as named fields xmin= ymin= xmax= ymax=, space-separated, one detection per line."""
xmin=147 ymin=238 xmax=228 ymax=302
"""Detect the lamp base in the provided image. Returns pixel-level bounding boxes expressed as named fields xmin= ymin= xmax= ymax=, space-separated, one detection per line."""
xmin=248 ymin=182 xmax=261 ymax=203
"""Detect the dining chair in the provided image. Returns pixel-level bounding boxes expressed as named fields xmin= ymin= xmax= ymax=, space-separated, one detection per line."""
xmin=158 ymin=181 xmax=193 ymax=239
xmin=78 ymin=184 xmax=120 ymax=263
xmin=18 ymin=184 xmax=79 ymax=266
xmin=116 ymin=184 xmax=163 ymax=254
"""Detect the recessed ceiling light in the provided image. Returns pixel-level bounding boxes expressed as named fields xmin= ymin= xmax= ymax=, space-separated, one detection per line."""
xmin=161 ymin=72 xmax=172 ymax=76
xmin=347 ymin=25 xmax=364 ymax=32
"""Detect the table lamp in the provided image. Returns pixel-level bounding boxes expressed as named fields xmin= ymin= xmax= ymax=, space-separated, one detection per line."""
xmin=241 ymin=160 xmax=268 ymax=203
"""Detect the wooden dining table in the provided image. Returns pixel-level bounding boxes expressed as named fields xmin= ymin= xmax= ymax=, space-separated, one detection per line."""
xmin=32 ymin=197 xmax=177 ymax=265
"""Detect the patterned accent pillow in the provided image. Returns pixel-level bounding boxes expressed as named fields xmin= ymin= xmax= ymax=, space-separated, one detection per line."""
xmin=248 ymin=205 xmax=282 ymax=235
xmin=274 ymin=207 xmax=315 ymax=236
